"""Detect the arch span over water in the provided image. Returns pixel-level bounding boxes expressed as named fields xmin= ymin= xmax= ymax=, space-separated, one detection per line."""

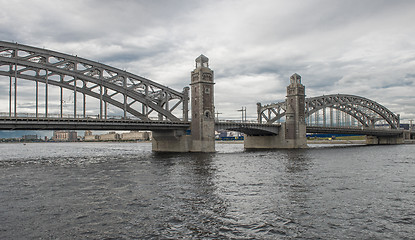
xmin=0 ymin=41 xmax=189 ymax=121
xmin=258 ymin=94 xmax=400 ymax=129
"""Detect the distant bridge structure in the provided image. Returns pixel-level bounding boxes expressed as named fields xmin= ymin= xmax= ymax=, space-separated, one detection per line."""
xmin=248 ymin=74 xmax=412 ymax=148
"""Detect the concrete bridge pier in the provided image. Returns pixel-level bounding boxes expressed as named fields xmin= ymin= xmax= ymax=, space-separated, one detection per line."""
xmin=244 ymin=122 xmax=307 ymax=149
xmin=152 ymin=130 xmax=191 ymax=152
xmin=245 ymin=73 xmax=307 ymax=150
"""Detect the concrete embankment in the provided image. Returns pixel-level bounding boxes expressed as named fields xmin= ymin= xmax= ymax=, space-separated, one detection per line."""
xmin=307 ymin=140 xmax=366 ymax=144
xmin=216 ymin=140 xmax=367 ymax=145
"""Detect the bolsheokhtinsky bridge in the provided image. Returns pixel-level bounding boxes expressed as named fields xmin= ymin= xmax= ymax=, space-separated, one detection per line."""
xmin=0 ymin=41 xmax=413 ymax=152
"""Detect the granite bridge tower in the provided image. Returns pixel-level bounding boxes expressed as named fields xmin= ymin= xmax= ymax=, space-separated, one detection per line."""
xmin=152 ymin=55 xmax=216 ymax=152
xmin=190 ymin=55 xmax=215 ymax=152
xmin=244 ymin=73 xmax=307 ymax=149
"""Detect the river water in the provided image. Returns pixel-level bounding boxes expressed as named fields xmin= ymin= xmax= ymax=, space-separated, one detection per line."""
xmin=0 ymin=142 xmax=414 ymax=239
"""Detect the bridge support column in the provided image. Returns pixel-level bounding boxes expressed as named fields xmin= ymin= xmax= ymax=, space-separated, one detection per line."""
xmin=366 ymin=135 xmax=404 ymax=145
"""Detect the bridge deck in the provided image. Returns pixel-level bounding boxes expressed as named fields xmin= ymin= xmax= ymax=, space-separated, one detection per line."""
xmin=0 ymin=117 xmax=407 ymax=137
xmin=0 ymin=117 xmax=190 ymax=131
xmin=215 ymin=121 xmax=280 ymax=135
xmin=306 ymin=126 xmax=404 ymax=137
xmin=215 ymin=121 xmax=405 ymax=137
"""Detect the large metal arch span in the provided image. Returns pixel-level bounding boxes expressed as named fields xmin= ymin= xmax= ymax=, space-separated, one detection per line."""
xmin=259 ymin=94 xmax=400 ymax=129
xmin=306 ymin=104 xmax=373 ymax=127
xmin=0 ymin=41 xmax=189 ymax=121
xmin=11 ymin=73 xmax=148 ymax=119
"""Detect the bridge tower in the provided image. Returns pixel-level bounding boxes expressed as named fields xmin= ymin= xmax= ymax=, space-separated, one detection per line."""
xmin=152 ymin=55 xmax=216 ymax=152
xmin=284 ymin=73 xmax=307 ymax=148
xmin=190 ymin=55 xmax=215 ymax=152
xmin=244 ymin=73 xmax=307 ymax=149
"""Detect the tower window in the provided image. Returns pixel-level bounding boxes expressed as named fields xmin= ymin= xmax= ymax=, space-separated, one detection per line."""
xmin=204 ymin=110 xmax=211 ymax=119
xmin=205 ymin=88 xmax=210 ymax=94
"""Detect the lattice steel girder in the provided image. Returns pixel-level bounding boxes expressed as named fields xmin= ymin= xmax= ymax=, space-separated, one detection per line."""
xmin=258 ymin=102 xmax=286 ymax=123
xmin=307 ymin=104 xmax=373 ymax=127
xmin=0 ymin=41 xmax=188 ymax=121
xmin=258 ymin=94 xmax=400 ymax=129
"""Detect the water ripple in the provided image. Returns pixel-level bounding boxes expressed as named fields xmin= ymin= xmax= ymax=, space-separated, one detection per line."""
xmin=0 ymin=142 xmax=414 ymax=239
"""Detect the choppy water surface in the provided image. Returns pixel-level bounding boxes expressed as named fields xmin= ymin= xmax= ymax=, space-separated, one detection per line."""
xmin=0 ymin=142 xmax=414 ymax=239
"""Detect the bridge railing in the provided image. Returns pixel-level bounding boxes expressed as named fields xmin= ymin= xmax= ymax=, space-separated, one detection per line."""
xmin=0 ymin=112 xmax=130 ymax=120
xmin=215 ymin=120 xmax=260 ymax=124
xmin=0 ymin=112 xmax=187 ymax=122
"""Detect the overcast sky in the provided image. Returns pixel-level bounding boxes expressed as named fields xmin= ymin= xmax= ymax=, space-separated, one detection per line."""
xmin=1 ymin=0 xmax=415 ymax=121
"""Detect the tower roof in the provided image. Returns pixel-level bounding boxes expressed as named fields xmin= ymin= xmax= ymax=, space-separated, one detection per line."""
xmin=195 ymin=54 xmax=209 ymax=68
xmin=196 ymin=54 xmax=209 ymax=62
xmin=290 ymin=73 xmax=302 ymax=84
xmin=291 ymin=73 xmax=301 ymax=79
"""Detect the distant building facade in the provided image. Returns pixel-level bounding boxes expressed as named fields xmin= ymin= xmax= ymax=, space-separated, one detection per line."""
xmin=121 ymin=131 xmax=150 ymax=141
xmin=23 ymin=135 xmax=38 ymax=141
xmin=83 ymin=131 xmax=151 ymax=141
xmin=99 ymin=132 xmax=121 ymax=141
xmin=83 ymin=130 xmax=99 ymax=141
xmin=53 ymin=130 xmax=77 ymax=141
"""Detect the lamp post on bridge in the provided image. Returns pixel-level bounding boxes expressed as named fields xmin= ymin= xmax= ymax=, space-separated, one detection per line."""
xmin=215 ymin=111 xmax=222 ymax=122
xmin=237 ymin=107 xmax=246 ymax=122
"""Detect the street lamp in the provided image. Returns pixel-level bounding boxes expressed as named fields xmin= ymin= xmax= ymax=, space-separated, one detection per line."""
xmin=237 ymin=107 xmax=246 ymax=122
xmin=215 ymin=111 xmax=222 ymax=122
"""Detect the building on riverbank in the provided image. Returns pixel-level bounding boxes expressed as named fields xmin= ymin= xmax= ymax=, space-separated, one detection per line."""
xmin=83 ymin=131 xmax=151 ymax=141
xmin=121 ymin=131 xmax=151 ymax=141
xmin=53 ymin=131 xmax=77 ymax=142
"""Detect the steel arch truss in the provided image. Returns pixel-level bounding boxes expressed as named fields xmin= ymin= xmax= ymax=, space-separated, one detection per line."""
xmin=258 ymin=94 xmax=400 ymax=129
xmin=0 ymin=41 xmax=189 ymax=121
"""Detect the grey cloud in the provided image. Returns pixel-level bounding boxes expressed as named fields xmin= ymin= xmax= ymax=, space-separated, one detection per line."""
xmin=1 ymin=0 xmax=415 ymax=121
xmin=404 ymin=74 xmax=415 ymax=79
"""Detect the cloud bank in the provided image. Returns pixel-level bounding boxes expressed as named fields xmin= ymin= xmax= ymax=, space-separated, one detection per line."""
xmin=1 ymin=0 xmax=415 ymax=121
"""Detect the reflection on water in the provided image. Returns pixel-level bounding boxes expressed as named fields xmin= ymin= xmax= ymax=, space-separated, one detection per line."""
xmin=148 ymin=152 xmax=229 ymax=238
xmin=0 ymin=142 xmax=414 ymax=239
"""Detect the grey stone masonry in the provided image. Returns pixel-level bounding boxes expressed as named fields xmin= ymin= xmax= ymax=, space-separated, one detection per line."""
xmin=190 ymin=55 xmax=215 ymax=152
